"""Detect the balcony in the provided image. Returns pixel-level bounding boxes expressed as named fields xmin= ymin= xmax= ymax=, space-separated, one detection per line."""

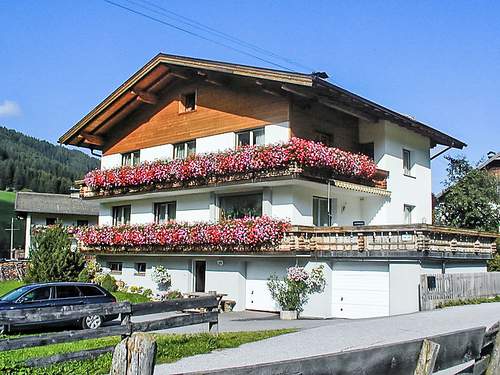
xmin=77 ymin=138 xmax=389 ymax=199
xmin=77 ymin=219 xmax=497 ymax=259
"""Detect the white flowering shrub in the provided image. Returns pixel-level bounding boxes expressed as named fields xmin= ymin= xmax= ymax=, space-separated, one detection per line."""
xmin=151 ymin=265 xmax=171 ymax=290
xmin=267 ymin=265 xmax=326 ymax=313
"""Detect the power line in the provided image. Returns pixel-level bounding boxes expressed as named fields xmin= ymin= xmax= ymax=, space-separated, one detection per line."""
xmin=125 ymin=0 xmax=316 ymax=72
xmin=103 ymin=0 xmax=312 ymax=72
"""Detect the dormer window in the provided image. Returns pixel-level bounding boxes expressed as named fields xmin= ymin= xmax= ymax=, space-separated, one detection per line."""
xmin=236 ymin=128 xmax=264 ymax=147
xmin=179 ymin=92 xmax=196 ymax=113
xmin=122 ymin=150 xmax=140 ymax=167
xmin=174 ymin=140 xmax=196 ymax=159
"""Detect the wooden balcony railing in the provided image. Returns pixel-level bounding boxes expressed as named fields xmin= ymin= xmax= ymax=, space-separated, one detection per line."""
xmin=79 ymin=224 xmax=497 ymax=257
xmin=75 ymin=166 xmax=389 ymax=199
xmin=277 ymin=224 xmax=498 ymax=255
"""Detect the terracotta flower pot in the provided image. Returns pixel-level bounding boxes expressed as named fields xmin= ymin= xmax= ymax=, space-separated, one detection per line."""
xmin=280 ymin=310 xmax=298 ymax=320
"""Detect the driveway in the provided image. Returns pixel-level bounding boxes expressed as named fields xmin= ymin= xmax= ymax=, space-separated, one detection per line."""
xmin=154 ymin=303 xmax=500 ymax=374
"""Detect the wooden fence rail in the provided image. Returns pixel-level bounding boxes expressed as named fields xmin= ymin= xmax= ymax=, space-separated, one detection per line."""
xmin=202 ymin=324 xmax=500 ymax=375
xmin=420 ymin=272 xmax=500 ymax=311
xmin=0 ymin=295 xmax=219 ymax=367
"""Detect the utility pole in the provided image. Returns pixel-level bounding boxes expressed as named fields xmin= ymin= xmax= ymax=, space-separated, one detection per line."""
xmin=4 ymin=218 xmax=20 ymax=259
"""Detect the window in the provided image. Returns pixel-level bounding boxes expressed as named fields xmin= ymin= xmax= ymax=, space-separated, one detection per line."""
xmin=179 ymin=92 xmax=196 ymax=113
xmin=313 ymin=197 xmax=336 ymax=227
xmin=56 ymin=286 xmax=81 ymax=299
xmin=360 ymin=142 xmax=374 ymax=160
xmin=173 ymin=140 xmax=196 ymax=159
xmin=112 ymin=205 xmax=131 ymax=226
xmin=78 ymin=286 xmax=105 ymax=297
xmin=219 ymin=193 xmax=262 ymax=219
xmin=122 ymin=150 xmax=140 ymax=167
xmin=22 ymin=287 xmax=51 ymax=302
xmin=77 ymin=220 xmax=88 ymax=227
xmin=135 ymin=262 xmax=146 ymax=275
xmin=404 ymin=204 xmax=415 ymax=224
xmin=316 ymin=132 xmax=334 ymax=147
xmin=108 ymin=262 xmax=123 ymax=274
xmin=403 ymin=149 xmax=411 ymax=176
xmin=46 ymin=218 xmax=56 ymax=225
xmin=236 ymin=128 xmax=265 ymax=147
xmin=154 ymin=201 xmax=176 ymax=223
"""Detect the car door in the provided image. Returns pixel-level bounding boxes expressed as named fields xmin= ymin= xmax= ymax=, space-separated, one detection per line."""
xmin=16 ymin=286 xmax=54 ymax=326
xmin=53 ymin=285 xmax=84 ymax=323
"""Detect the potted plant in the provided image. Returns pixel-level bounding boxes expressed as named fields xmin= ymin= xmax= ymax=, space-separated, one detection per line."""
xmin=151 ymin=265 xmax=171 ymax=291
xmin=267 ymin=265 xmax=326 ymax=320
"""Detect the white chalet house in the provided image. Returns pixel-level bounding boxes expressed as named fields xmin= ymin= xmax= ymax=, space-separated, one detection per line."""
xmin=59 ymin=54 xmax=497 ymax=319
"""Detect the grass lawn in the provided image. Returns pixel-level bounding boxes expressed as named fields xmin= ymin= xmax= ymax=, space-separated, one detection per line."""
xmin=437 ymin=295 xmax=500 ymax=308
xmin=0 ymin=280 xmax=24 ymax=297
xmin=0 ymin=330 xmax=294 ymax=374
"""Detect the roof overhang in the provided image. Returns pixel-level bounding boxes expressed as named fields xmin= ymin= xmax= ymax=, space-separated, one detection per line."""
xmin=59 ymin=53 xmax=466 ymax=150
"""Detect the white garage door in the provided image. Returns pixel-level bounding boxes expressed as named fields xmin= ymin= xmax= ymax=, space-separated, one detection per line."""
xmin=245 ymin=260 xmax=286 ymax=311
xmin=332 ymin=261 xmax=389 ymax=319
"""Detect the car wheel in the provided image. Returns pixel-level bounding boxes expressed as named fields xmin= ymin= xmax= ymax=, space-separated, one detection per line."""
xmin=82 ymin=315 xmax=103 ymax=330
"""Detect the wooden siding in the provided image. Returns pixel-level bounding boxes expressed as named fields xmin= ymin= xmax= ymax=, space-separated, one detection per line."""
xmin=289 ymin=101 xmax=360 ymax=153
xmin=103 ymin=82 xmax=289 ymax=155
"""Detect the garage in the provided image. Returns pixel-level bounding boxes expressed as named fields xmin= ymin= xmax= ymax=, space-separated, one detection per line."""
xmin=245 ymin=260 xmax=288 ymax=311
xmin=332 ymin=261 xmax=389 ymax=319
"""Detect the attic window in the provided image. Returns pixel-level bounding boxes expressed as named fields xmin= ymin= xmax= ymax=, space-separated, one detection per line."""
xmin=180 ymin=92 xmax=196 ymax=113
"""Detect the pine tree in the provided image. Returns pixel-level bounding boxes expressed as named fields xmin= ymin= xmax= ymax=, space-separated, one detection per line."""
xmin=24 ymin=225 xmax=85 ymax=282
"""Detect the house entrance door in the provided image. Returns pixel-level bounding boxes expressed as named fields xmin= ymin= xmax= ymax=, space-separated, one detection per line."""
xmin=194 ymin=260 xmax=206 ymax=293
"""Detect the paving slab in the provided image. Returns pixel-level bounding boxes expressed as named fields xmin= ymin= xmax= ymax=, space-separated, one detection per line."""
xmin=153 ymin=303 xmax=500 ymax=374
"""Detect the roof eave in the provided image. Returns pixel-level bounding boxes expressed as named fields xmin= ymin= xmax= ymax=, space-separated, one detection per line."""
xmin=312 ymin=77 xmax=466 ymax=149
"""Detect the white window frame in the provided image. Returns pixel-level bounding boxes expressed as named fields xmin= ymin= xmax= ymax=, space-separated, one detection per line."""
xmin=404 ymin=204 xmax=415 ymax=224
xmin=108 ymin=262 xmax=123 ymax=275
xmin=403 ymin=148 xmax=412 ymax=176
xmin=173 ymin=140 xmax=196 ymax=159
xmin=235 ymin=128 xmax=265 ymax=147
xmin=121 ymin=150 xmax=141 ymax=167
xmin=154 ymin=201 xmax=176 ymax=224
xmin=313 ymin=196 xmax=337 ymax=227
xmin=112 ymin=205 xmax=131 ymax=226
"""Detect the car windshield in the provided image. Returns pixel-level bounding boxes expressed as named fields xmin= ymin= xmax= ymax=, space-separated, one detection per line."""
xmin=0 ymin=285 xmax=35 ymax=302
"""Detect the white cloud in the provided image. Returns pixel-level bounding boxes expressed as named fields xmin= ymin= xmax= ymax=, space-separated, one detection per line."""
xmin=0 ymin=100 xmax=21 ymax=117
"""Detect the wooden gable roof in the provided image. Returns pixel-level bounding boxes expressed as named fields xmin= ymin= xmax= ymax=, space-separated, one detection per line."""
xmin=59 ymin=53 xmax=465 ymax=150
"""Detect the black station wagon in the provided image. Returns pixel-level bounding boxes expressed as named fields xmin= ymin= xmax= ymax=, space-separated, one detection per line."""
xmin=0 ymin=282 xmax=117 ymax=333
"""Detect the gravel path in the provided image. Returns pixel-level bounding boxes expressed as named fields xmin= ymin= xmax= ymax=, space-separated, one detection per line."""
xmin=154 ymin=303 xmax=500 ymax=374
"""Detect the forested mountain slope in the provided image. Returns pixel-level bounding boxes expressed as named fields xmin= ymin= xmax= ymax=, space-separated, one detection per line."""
xmin=0 ymin=126 xmax=99 ymax=193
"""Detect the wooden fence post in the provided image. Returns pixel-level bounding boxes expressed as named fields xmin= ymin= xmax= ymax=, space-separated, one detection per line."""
xmin=414 ymin=339 xmax=440 ymax=375
xmin=486 ymin=328 xmax=500 ymax=375
xmin=111 ymin=332 xmax=157 ymax=375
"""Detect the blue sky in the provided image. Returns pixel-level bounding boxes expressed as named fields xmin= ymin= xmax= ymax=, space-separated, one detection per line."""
xmin=1 ymin=0 xmax=499 ymax=192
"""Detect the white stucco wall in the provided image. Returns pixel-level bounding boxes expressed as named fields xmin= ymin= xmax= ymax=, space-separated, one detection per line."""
xmin=265 ymin=122 xmax=289 ymax=144
xmin=205 ymin=258 xmax=247 ymax=311
xmin=141 ymin=144 xmax=173 ymax=163
xmin=101 ymin=154 xmax=122 ymax=169
xmin=31 ymin=213 xmax=98 ymax=227
xmin=359 ymin=120 xmax=432 ymax=225
xmin=445 ymin=262 xmax=488 ymax=274
xmin=197 ymin=133 xmax=235 ymax=154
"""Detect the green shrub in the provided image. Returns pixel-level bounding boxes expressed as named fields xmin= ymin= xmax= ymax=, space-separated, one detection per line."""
xmin=97 ymin=274 xmax=117 ymax=292
xmin=77 ymin=268 xmax=90 ymax=282
xmin=24 ymin=225 xmax=84 ymax=283
xmin=142 ymin=288 xmax=153 ymax=299
xmin=166 ymin=290 xmax=183 ymax=299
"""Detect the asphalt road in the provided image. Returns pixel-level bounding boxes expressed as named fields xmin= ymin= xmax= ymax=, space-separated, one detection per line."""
xmin=154 ymin=303 xmax=500 ymax=374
